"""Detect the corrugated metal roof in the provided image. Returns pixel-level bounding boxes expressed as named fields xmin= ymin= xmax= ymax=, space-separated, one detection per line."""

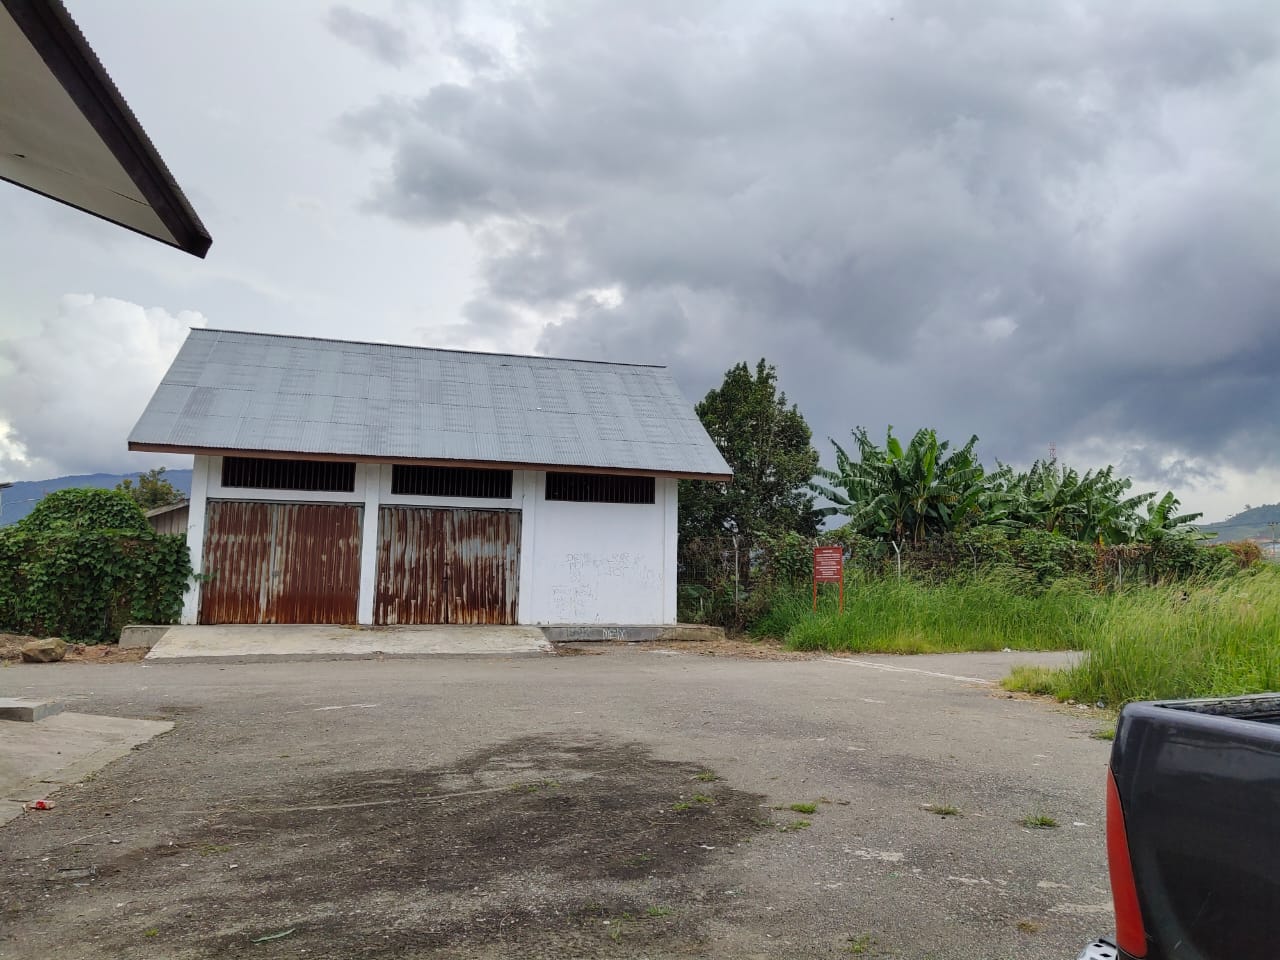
xmin=129 ymin=330 xmax=732 ymax=480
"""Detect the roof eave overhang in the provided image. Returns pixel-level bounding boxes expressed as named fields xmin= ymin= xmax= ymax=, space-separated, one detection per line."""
xmin=2 ymin=0 xmax=211 ymax=257
xmin=127 ymin=442 xmax=733 ymax=483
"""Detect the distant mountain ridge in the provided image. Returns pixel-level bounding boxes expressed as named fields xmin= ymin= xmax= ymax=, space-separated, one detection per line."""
xmin=0 ymin=470 xmax=193 ymax=526
xmin=1197 ymin=503 xmax=1280 ymax=544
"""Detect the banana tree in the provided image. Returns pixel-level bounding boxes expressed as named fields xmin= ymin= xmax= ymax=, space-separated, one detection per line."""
xmin=812 ymin=426 xmax=991 ymax=547
xmin=994 ymin=461 xmax=1155 ymax=545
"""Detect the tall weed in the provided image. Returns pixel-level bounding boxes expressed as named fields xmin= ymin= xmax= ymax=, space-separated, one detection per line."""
xmin=769 ymin=574 xmax=1104 ymax=654
xmin=1047 ymin=567 xmax=1280 ymax=703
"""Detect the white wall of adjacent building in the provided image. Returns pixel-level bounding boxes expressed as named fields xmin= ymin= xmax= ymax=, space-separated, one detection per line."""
xmin=181 ymin=455 xmax=679 ymax=626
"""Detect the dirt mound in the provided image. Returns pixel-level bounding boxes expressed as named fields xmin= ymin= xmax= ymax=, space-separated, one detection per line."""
xmin=0 ymin=632 xmax=40 ymax=661
xmin=0 ymin=635 xmax=147 ymax=664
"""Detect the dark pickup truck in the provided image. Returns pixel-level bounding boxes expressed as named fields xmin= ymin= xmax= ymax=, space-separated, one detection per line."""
xmin=1080 ymin=693 xmax=1280 ymax=960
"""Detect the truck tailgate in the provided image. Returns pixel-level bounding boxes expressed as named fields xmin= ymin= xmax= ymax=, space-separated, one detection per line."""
xmin=1112 ymin=694 xmax=1280 ymax=958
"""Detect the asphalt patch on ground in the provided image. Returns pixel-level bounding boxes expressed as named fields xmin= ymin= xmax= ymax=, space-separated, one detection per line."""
xmin=6 ymin=736 xmax=769 ymax=959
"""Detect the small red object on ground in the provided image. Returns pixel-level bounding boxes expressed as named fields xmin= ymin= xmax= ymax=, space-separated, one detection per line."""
xmin=25 ymin=799 xmax=56 ymax=811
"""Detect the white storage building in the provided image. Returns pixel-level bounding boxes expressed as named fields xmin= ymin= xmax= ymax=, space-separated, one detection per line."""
xmin=129 ymin=329 xmax=730 ymax=627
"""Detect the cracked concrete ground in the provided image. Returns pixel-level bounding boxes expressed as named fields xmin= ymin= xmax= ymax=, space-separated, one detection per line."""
xmin=0 ymin=647 xmax=1109 ymax=959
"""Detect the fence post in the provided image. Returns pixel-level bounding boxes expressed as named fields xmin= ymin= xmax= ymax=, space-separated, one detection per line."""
xmin=733 ymin=534 xmax=740 ymax=621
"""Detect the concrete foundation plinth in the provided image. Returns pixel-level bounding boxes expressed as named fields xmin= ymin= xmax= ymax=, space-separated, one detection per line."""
xmin=540 ymin=623 xmax=725 ymax=643
xmin=0 ymin=699 xmax=65 ymax=723
xmin=119 ymin=625 xmax=172 ymax=649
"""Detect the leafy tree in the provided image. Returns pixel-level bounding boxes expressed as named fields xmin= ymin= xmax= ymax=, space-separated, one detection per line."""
xmin=813 ymin=426 xmax=990 ymax=546
xmin=21 ymin=488 xmax=147 ymax=535
xmin=116 ymin=467 xmax=185 ymax=511
xmin=992 ymin=461 xmax=1156 ymax=545
xmin=679 ymin=360 xmax=820 ymax=584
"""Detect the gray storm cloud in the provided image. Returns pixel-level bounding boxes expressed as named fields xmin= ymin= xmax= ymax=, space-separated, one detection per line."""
xmin=327 ymin=5 xmax=413 ymax=67
xmin=338 ymin=1 xmax=1280 ymax=480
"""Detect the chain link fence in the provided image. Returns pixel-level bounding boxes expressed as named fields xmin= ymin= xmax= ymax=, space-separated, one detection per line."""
xmin=677 ymin=531 xmax=1262 ymax=629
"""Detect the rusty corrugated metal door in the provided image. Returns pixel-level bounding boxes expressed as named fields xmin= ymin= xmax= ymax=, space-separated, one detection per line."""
xmin=200 ymin=501 xmax=362 ymax=624
xmin=269 ymin=503 xmax=362 ymax=624
xmin=200 ymin=501 xmax=273 ymax=624
xmin=446 ymin=508 xmax=520 ymax=625
xmin=374 ymin=505 xmax=449 ymax=625
xmin=374 ymin=506 xmax=520 ymax=625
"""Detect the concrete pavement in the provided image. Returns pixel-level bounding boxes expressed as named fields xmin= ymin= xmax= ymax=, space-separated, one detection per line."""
xmin=0 ymin=712 xmax=173 ymax=825
xmin=145 ymin=622 xmax=553 ymax=662
xmin=0 ymin=647 xmax=1108 ymax=959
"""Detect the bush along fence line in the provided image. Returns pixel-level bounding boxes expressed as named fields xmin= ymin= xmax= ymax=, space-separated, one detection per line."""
xmin=676 ymin=528 xmax=1262 ymax=631
xmin=0 ymin=488 xmax=191 ymax=644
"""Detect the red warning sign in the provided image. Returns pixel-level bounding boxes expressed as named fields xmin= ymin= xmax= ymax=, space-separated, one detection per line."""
xmin=813 ymin=546 xmax=843 ymax=583
xmin=812 ymin=546 xmax=845 ymax=612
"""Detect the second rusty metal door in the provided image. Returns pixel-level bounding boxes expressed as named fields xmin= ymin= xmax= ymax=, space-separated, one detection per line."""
xmin=374 ymin=506 xmax=520 ymax=625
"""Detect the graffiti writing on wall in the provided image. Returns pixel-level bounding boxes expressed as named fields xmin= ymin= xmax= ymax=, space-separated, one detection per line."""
xmin=563 ymin=625 xmax=629 ymax=640
xmin=549 ymin=551 xmax=660 ymax=620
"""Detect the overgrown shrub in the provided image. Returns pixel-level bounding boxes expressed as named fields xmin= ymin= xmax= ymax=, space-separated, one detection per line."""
xmin=21 ymin=487 xmax=148 ymax=535
xmin=0 ymin=489 xmax=190 ymax=643
xmin=955 ymin=525 xmax=1015 ymax=568
xmin=1225 ymin=540 xmax=1263 ymax=569
xmin=1014 ymin=530 xmax=1093 ymax=583
xmin=819 ymin=526 xmax=890 ymax=577
xmin=758 ymin=530 xmax=813 ymax=586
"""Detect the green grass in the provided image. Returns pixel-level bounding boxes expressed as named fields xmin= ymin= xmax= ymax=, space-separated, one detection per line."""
xmin=645 ymin=906 xmax=674 ymax=918
xmin=778 ymin=819 xmax=811 ymax=832
xmin=1001 ymin=666 xmax=1064 ymax=697
xmin=764 ymin=575 xmax=1104 ymax=654
xmin=925 ymin=803 xmax=959 ymax=817
xmin=788 ymin=802 xmax=817 ymax=814
xmin=845 ymin=933 xmax=876 ymax=954
xmin=1002 ymin=566 xmax=1280 ymax=704
xmin=757 ymin=566 xmax=1280 ymax=705
xmin=1022 ymin=813 xmax=1059 ymax=829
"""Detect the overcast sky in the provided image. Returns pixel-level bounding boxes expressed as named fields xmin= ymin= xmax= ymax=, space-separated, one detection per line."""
xmin=2 ymin=0 xmax=1278 ymax=522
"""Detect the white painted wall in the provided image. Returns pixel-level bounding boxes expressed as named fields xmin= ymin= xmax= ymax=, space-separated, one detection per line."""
xmin=179 ymin=454 xmax=210 ymax=624
xmin=520 ymin=474 xmax=676 ymax=625
xmin=356 ymin=465 xmax=381 ymax=625
xmin=180 ymin=457 xmax=679 ymax=626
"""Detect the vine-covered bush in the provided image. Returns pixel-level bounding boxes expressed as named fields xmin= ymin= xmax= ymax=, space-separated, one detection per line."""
xmin=0 ymin=489 xmax=190 ymax=643
xmin=21 ymin=487 xmax=148 ymax=534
